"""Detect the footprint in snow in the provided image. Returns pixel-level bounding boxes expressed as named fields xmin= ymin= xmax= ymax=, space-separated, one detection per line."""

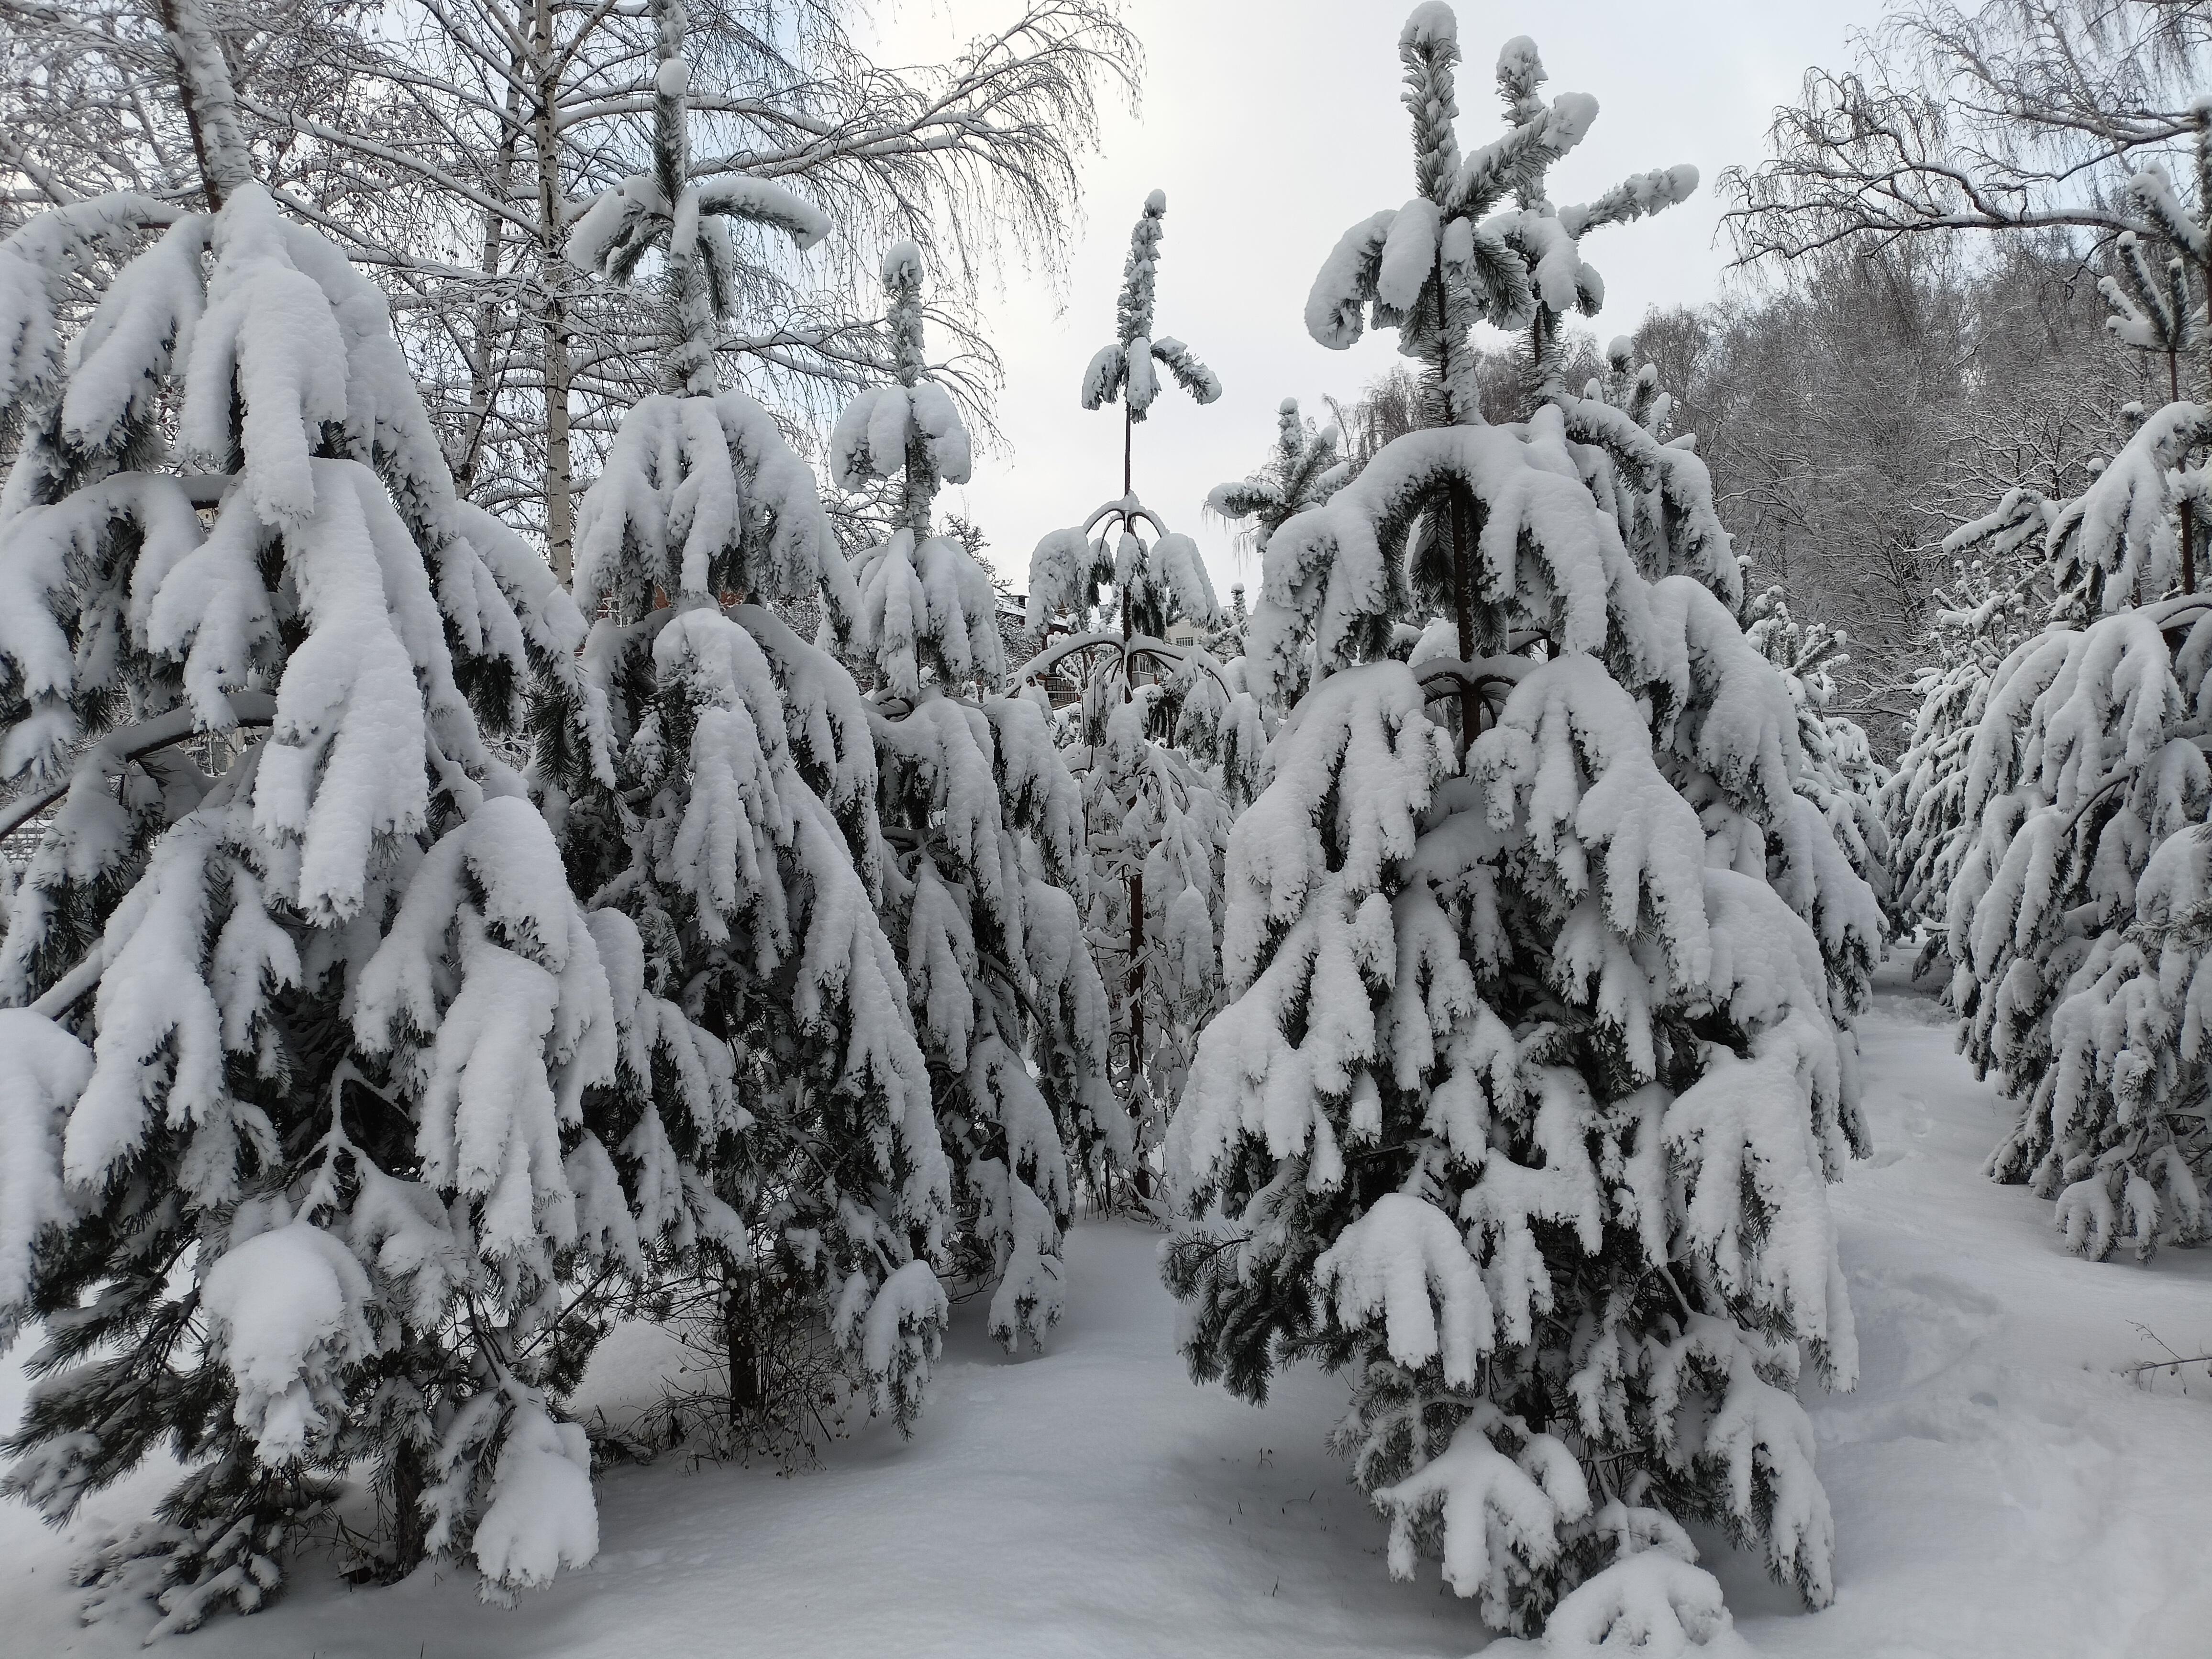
xmin=1823 ymin=1266 xmax=2007 ymax=1443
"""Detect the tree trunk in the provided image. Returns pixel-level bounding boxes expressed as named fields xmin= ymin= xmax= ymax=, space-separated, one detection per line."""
xmin=1128 ymin=865 xmax=1148 ymax=1201
xmin=531 ymin=0 xmax=575 ymax=585
xmin=456 ymin=72 xmax=524 ymax=493
xmin=388 ymin=1364 xmax=429 ymax=1576
xmin=1451 ymin=489 xmax=1478 ymax=760
xmin=154 ymin=0 xmax=250 ymax=210
xmin=391 ymin=1455 xmax=426 ymax=1575
xmin=2173 ymin=345 xmax=2198 ymax=596
xmin=1117 ymin=567 xmax=1150 ymax=1201
xmin=1122 ymin=399 xmax=1133 ymax=499
xmin=1428 ymin=244 xmax=1482 ymax=759
xmin=723 ymin=1267 xmax=761 ymax=1437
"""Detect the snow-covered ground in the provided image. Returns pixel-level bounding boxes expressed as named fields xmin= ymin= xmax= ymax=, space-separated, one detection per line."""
xmin=6 ymin=961 xmax=2211 ymax=1657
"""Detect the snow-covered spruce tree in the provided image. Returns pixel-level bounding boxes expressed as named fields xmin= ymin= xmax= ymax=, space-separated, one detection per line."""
xmin=1743 ymin=587 xmax=1890 ymax=924
xmin=1943 ymin=185 xmax=2212 ymax=1258
xmin=1931 ymin=165 xmax=2212 ymax=1260
xmin=1021 ymin=191 xmax=1259 ymax=1193
xmin=1165 ymin=7 xmax=1868 ymax=1643
xmin=1207 ymin=397 xmax=1351 ymax=561
xmin=826 ymin=241 xmax=1117 ymax=1350
xmin=554 ymin=0 xmax=953 ymax=1440
xmin=1881 ymin=529 xmax=2047 ymax=978
xmin=1550 ymin=337 xmax=1883 ymax=1022
xmin=1949 ymin=421 xmax=2212 ymax=1259
xmin=0 ymin=10 xmax=672 ymax=1626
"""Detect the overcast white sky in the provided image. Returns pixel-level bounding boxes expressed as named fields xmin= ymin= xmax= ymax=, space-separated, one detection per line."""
xmin=868 ymin=0 xmax=1886 ymax=598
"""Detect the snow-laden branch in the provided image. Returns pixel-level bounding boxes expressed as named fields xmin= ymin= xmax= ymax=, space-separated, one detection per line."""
xmin=0 ymin=691 xmax=277 ymax=844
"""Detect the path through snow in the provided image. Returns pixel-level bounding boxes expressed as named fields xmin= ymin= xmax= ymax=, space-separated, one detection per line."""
xmin=1722 ymin=962 xmax=2212 ymax=1659
xmin=3 ymin=962 xmax=2209 ymax=1656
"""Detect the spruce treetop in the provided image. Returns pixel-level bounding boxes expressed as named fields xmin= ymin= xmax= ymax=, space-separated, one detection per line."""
xmin=1308 ymin=4 xmax=1696 ymax=422
xmin=831 ymin=243 xmax=1000 ymax=700
xmin=564 ymin=0 xmax=855 ymax=626
xmin=566 ymin=0 xmax=830 ymax=399
xmin=830 ymin=241 xmax=976 ymax=523
xmin=1027 ymin=188 xmax=1225 ymax=648
xmin=1080 ymin=191 xmax=1221 ymax=423
xmin=1206 ymin=398 xmax=1351 ymax=559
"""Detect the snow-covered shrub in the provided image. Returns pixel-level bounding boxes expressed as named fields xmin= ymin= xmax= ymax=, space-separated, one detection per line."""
xmin=0 ymin=17 xmax=662 ymax=1616
xmin=1020 ymin=191 xmax=1259 ymax=1191
xmin=1163 ymin=7 xmax=1868 ymax=1638
xmin=829 ymin=241 xmax=1119 ymax=1351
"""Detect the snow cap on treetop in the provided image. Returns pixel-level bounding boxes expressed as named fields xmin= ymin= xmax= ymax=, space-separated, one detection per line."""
xmin=1496 ymin=33 xmax=1549 ymax=125
xmin=1497 ymin=33 xmax=1541 ymax=83
xmin=1541 ymin=93 xmax=1601 ymax=154
xmin=882 ymin=238 xmax=924 ymax=288
xmin=1403 ymin=1 xmax=1458 ymax=51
